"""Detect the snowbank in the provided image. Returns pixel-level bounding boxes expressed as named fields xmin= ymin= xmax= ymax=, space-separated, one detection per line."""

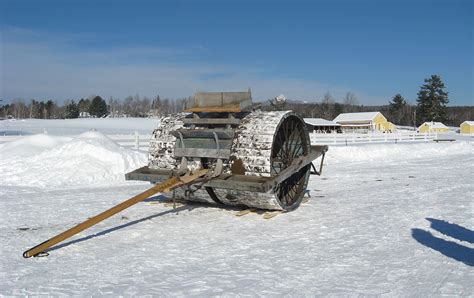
xmin=0 ymin=134 xmax=72 ymax=158
xmin=0 ymin=131 xmax=147 ymax=187
xmin=326 ymin=141 xmax=473 ymax=164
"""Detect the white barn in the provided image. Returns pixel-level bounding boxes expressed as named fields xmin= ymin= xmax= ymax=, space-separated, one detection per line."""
xmin=304 ymin=118 xmax=341 ymax=133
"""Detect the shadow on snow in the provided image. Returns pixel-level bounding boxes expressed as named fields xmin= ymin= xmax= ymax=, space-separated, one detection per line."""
xmin=426 ymin=218 xmax=474 ymax=244
xmin=45 ymin=195 xmax=202 ymax=253
xmin=412 ymin=218 xmax=474 ymax=266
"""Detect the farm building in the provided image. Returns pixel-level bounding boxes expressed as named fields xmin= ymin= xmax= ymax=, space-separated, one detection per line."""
xmin=333 ymin=112 xmax=390 ymax=133
xmin=304 ymin=118 xmax=341 ymax=133
xmin=418 ymin=122 xmax=449 ymax=133
xmin=460 ymin=121 xmax=474 ymax=134
xmin=386 ymin=122 xmax=396 ymax=133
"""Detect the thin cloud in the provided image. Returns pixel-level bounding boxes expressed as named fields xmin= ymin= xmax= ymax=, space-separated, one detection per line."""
xmin=0 ymin=27 xmax=376 ymax=103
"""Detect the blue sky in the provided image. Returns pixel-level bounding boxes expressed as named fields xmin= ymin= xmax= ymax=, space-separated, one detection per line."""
xmin=0 ymin=0 xmax=472 ymax=105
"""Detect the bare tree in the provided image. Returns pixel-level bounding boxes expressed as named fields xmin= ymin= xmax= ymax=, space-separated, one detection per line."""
xmin=12 ymin=99 xmax=28 ymax=119
xmin=320 ymin=92 xmax=335 ymax=119
xmin=343 ymin=92 xmax=358 ymax=112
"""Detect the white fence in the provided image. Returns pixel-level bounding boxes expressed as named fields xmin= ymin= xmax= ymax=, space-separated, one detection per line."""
xmin=108 ymin=133 xmax=151 ymax=150
xmin=0 ymin=131 xmax=446 ymax=150
xmin=113 ymin=132 xmax=439 ymax=150
xmin=310 ymin=132 xmax=438 ymax=146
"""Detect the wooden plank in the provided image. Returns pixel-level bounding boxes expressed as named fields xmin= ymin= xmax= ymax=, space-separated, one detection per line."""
xmin=170 ymin=129 xmax=235 ymax=139
xmin=182 ymin=118 xmax=241 ymax=125
xmin=204 ymin=178 xmax=269 ymax=192
xmin=178 ymin=138 xmax=233 ymax=150
xmin=184 ymin=105 xmax=241 ymax=113
xmin=23 ymin=169 xmax=209 ymax=258
xmin=262 ymin=146 xmax=327 ymax=190
xmin=235 ymin=209 xmax=255 ymax=217
xmin=173 ymin=148 xmax=231 ymax=159
xmin=262 ymin=211 xmax=283 ymax=219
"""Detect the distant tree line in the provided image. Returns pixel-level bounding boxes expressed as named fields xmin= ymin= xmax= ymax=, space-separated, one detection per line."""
xmin=264 ymin=75 xmax=472 ymax=127
xmin=0 ymin=94 xmax=186 ymax=119
xmin=0 ymin=75 xmax=471 ymax=125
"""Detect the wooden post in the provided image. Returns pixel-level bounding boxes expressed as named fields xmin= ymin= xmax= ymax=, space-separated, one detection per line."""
xmin=134 ymin=131 xmax=139 ymax=149
xmin=23 ymin=169 xmax=208 ymax=258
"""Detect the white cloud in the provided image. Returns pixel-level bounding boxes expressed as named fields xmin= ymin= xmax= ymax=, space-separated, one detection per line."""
xmin=0 ymin=26 xmax=378 ymax=103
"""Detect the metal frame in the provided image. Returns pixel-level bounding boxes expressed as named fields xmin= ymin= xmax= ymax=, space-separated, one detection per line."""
xmin=310 ymin=152 xmax=325 ymax=176
xmin=126 ymin=145 xmax=328 ymax=194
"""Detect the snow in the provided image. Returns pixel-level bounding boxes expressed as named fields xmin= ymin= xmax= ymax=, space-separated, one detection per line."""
xmin=0 ymin=134 xmax=71 ymax=158
xmin=461 ymin=120 xmax=474 ymax=126
xmin=0 ymin=118 xmax=159 ymax=136
xmin=304 ymin=118 xmax=341 ymax=126
xmin=420 ymin=121 xmax=449 ymax=129
xmin=326 ymin=141 xmax=472 ymax=164
xmin=0 ymin=131 xmax=147 ymax=187
xmin=0 ymin=119 xmax=473 ymax=295
xmin=333 ymin=112 xmax=381 ymax=123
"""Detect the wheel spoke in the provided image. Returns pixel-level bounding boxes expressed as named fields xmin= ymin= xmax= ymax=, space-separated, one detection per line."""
xmin=271 ymin=116 xmax=310 ymax=208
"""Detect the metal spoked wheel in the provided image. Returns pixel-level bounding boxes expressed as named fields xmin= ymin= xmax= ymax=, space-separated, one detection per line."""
xmin=271 ymin=114 xmax=311 ymax=210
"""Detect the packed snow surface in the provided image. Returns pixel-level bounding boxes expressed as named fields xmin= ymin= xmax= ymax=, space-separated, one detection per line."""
xmin=0 ymin=131 xmax=147 ymax=187
xmin=0 ymin=118 xmax=159 ymax=135
xmin=0 ymin=119 xmax=472 ymax=295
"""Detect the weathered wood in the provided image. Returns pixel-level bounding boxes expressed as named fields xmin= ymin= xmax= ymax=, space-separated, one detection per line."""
xmin=184 ymin=105 xmax=242 ymax=113
xmin=182 ymin=118 xmax=241 ymax=125
xmin=170 ymin=129 xmax=235 ymax=139
xmin=126 ymin=167 xmax=271 ymax=192
xmin=23 ymin=169 xmax=208 ymax=258
xmin=263 ymin=145 xmax=328 ymax=190
xmin=126 ymin=145 xmax=327 ymax=193
xmin=262 ymin=211 xmax=283 ymax=219
xmin=177 ymin=138 xmax=233 ymax=150
xmin=205 ymin=177 xmax=270 ymax=192
xmin=173 ymin=148 xmax=231 ymax=159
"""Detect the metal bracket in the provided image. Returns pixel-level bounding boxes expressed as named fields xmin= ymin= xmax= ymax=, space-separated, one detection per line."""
xmin=311 ymin=152 xmax=325 ymax=176
xmin=176 ymin=132 xmax=188 ymax=174
xmin=208 ymin=132 xmax=224 ymax=178
xmin=177 ymin=132 xmax=185 ymax=149
xmin=213 ymin=132 xmax=220 ymax=151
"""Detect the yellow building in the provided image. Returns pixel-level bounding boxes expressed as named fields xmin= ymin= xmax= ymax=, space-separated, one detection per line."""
xmin=460 ymin=121 xmax=474 ymax=134
xmin=333 ymin=112 xmax=391 ymax=132
xmin=418 ymin=122 xmax=449 ymax=133
xmin=385 ymin=122 xmax=396 ymax=132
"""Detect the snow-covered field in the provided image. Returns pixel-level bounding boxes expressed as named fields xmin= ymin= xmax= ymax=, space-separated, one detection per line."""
xmin=0 ymin=119 xmax=473 ymax=296
xmin=0 ymin=118 xmax=159 ymax=135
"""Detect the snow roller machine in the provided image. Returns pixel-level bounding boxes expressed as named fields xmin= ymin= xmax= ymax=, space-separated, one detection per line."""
xmin=23 ymin=90 xmax=327 ymax=258
xmin=126 ymin=90 xmax=327 ymax=211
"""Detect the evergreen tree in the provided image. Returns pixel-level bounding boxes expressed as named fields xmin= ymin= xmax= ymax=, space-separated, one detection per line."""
xmin=45 ymin=100 xmax=54 ymax=119
xmin=416 ymin=75 xmax=449 ymax=125
xmin=78 ymin=98 xmax=91 ymax=112
xmin=65 ymin=101 xmax=80 ymax=118
xmin=388 ymin=94 xmax=407 ymax=124
xmin=89 ymin=96 xmax=108 ymax=117
xmin=29 ymin=99 xmax=42 ymax=118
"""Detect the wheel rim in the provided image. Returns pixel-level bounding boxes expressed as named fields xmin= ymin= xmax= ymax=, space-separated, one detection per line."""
xmin=270 ymin=114 xmax=310 ymax=209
